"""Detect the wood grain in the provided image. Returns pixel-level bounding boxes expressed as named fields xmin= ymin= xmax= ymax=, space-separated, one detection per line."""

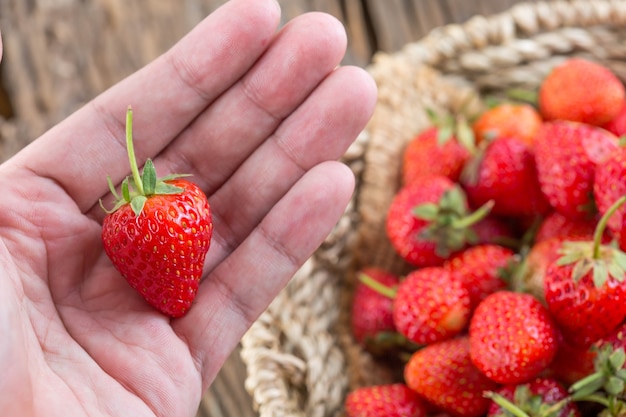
xmin=0 ymin=1 xmax=549 ymax=416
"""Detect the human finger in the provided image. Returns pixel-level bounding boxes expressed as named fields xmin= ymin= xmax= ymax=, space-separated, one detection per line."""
xmin=174 ymin=161 xmax=355 ymax=387
xmin=200 ymin=65 xmax=376 ymax=271
xmin=88 ymin=10 xmax=351 ymax=222
xmin=8 ymin=0 xmax=281 ymax=212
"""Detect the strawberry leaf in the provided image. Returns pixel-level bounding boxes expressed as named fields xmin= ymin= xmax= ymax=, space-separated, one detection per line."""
xmin=608 ymin=263 xmax=625 ymax=283
xmin=121 ymin=177 xmax=130 ymax=202
xmin=556 ymin=242 xmax=588 ymax=266
xmin=142 ymin=159 xmax=157 ymax=195
xmin=106 ymin=176 xmax=121 ymax=201
xmin=413 ymin=203 xmax=439 ymax=221
xmin=610 ymin=348 xmax=626 ymax=370
xmin=160 ymin=173 xmax=192 ymax=181
xmin=439 ymin=187 xmax=467 ymax=213
xmin=455 ymin=116 xmax=476 ymax=153
xmin=614 ymin=250 xmax=626 ymax=271
xmin=437 ymin=124 xmax=453 ymax=145
xmin=607 ymin=377 xmax=625 ymax=396
xmin=425 ymin=107 xmax=440 ymax=125
xmin=101 ymin=108 xmax=189 ymax=215
xmin=591 ymin=261 xmax=609 ymax=287
xmin=154 ymin=182 xmax=185 ymax=195
xmin=130 ymin=195 xmax=147 ymax=216
xmin=571 ymin=258 xmax=593 ymax=283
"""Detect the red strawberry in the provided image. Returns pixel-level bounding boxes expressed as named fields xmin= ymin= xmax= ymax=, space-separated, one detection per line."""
xmin=402 ymin=126 xmax=471 ymax=184
xmin=486 ymin=377 xmax=580 ymax=417
xmin=101 ymin=107 xmax=213 ymax=318
xmin=535 ymin=211 xmax=599 ymax=243
xmin=404 ymin=336 xmax=500 ymax=417
xmin=548 ymin=340 xmax=596 ymax=386
xmin=534 ymin=121 xmax=618 ymax=220
xmin=517 ymin=237 xmax=570 ymax=302
xmin=461 ymin=136 xmax=550 ymax=218
xmin=472 ymin=102 xmax=542 ymax=147
xmin=469 ymin=291 xmax=559 ymax=385
xmin=569 ymin=322 xmax=626 ymax=402
xmin=443 ymin=244 xmax=516 ymax=310
xmin=386 ymin=175 xmax=491 ymax=267
xmin=344 ymin=383 xmax=428 ymax=417
xmin=594 ymin=146 xmax=626 ymax=249
xmin=598 ymin=321 xmax=626 ymax=352
xmin=538 ymin=58 xmax=625 ymax=126
xmin=516 ymin=215 xmax=605 ymax=301
xmin=544 ymin=256 xmax=626 ymax=348
xmin=544 ymin=197 xmax=626 ymax=347
xmin=602 ymin=100 xmax=626 ymax=137
xmin=350 ymin=268 xmax=401 ymax=355
xmin=471 ymin=216 xmax=518 ymax=246
xmin=393 ymin=267 xmax=471 ymax=345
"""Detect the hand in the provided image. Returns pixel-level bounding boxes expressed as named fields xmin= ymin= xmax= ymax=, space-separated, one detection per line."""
xmin=0 ymin=0 xmax=376 ymax=415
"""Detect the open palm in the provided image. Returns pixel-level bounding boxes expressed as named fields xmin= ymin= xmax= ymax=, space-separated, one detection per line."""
xmin=0 ymin=1 xmax=376 ymax=415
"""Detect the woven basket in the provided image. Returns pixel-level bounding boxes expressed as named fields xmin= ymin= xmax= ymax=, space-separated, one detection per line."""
xmin=239 ymin=1 xmax=626 ymax=416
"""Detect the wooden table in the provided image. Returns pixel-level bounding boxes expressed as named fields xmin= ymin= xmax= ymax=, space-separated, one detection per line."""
xmin=0 ymin=1 xmax=545 ymax=416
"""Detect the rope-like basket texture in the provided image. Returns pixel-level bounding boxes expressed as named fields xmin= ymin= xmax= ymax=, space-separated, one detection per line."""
xmin=240 ymin=1 xmax=626 ymax=416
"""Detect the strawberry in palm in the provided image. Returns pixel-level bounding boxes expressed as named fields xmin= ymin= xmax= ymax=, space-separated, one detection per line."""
xmin=101 ymin=107 xmax=213 ymax=318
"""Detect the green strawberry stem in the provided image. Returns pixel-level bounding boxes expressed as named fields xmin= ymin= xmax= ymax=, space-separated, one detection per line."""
xmin=592 ymin=194 xmax=626 ymax=259
xmin=505 ymin=88 xmax=539 ymax=106
xmin=540 ymin=398 xmax=575 ymax=417
xmin=569 ymin=372 xmax=606 ymax=400
xmin=569 ymin=346 xmax=626 ymax=406
xmin=451 ymin=200 xmax=494 ymax=229
xmin=571 ymin=392 xmax=611 ymax=407
xmin=413 ymin=187 xmax=493 ymax=257
xmin=483 ymin=391 xmax=530 ymax=417
xmin=358 ymin=273 xmax=397 ymax=299
xmin=100 ymin=106 xmax=189 ymax=216
xmin=126 ymin=106 xmax=145 ymax=196
xmin=556 ymin=194 xmax=626 ymax=287
xmin=485 ymin=390 xmax=574 ymax=417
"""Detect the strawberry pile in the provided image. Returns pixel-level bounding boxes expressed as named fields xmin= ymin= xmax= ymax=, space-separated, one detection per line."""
xmin=344 ymin=58 xmax=626 ymax=417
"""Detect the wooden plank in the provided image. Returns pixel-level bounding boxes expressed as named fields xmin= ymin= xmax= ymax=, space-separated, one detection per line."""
xmin=365 ymin=0 xmax=416 ymax=54
xmin=196 ymin=345 xmax=257 ymax=417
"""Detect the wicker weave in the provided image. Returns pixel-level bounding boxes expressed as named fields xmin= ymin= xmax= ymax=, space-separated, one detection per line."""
xmin=240 ymin=1 xmax=626 ymax=416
